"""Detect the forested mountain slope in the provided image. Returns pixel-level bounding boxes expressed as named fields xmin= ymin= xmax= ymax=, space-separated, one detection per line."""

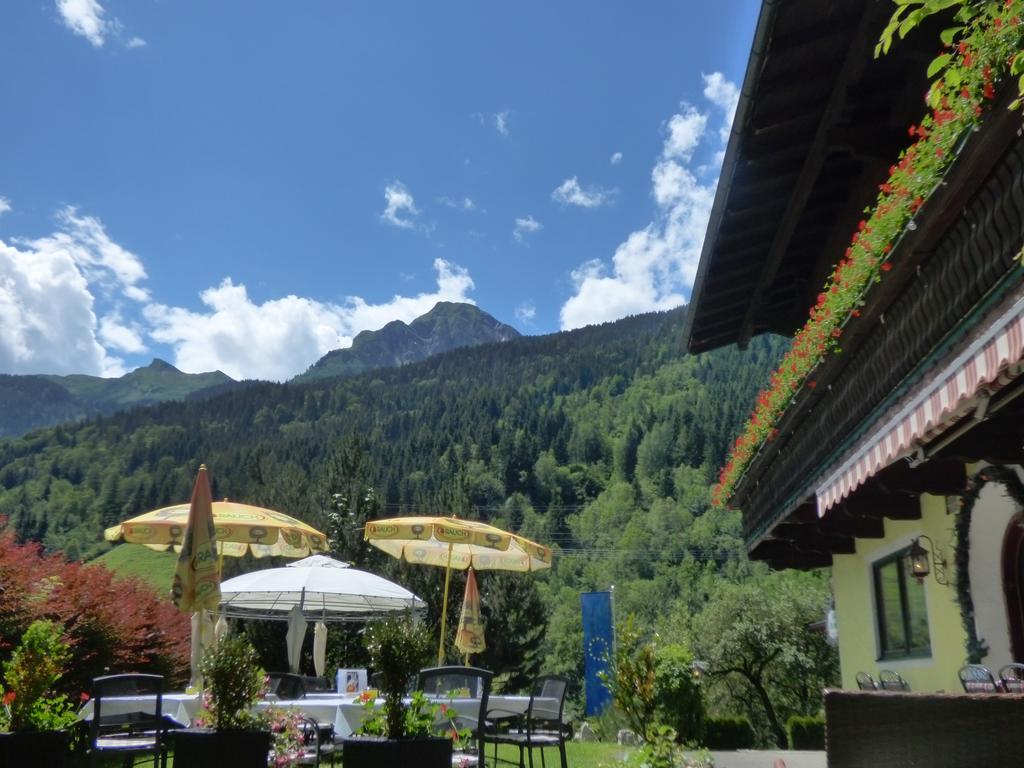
xmin=0 ymin=307 xmax=835 ymax=741
xmin=0 ymin=307 xmax=777 ymax=561
xmin=0 ymin=359 xmax=235 ymax=438
xmin=296 ymin=301 xmax=520 ymax=382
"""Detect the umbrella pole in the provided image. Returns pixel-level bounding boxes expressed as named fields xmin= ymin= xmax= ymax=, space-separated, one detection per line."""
xmin=438 ymin=542 xmax=454 ymax=666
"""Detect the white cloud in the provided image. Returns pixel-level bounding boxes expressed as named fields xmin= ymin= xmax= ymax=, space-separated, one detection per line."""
xmin=702 ymin=72 xmax=740 ymax=119
xmin=24 ymin=207 xmax=150 ymax=302
xmin=99 ymin=312 xmax=146 ymax=354
xmin=0 ymin=235 xmax=125 ymax=377
xmin=0 ymin=198 xmax=10 ymax=215
xmin=380 ymin=180 xmax=420 ymax=230
xmin=703 ymin=72 xmax=740 ymax=142
xmin=663 ymin=106 xmax=707 ymax=161
xmin=513 ymin=216 xmax=542 ymax=242
xmin=145 ymin=259 xmax=476 ymax=382
xmin=55 ymin=0 xmax=114 ymax=47
xmin=495 ymin=111 xmax=510 ymax=137
xmin=126 ymin=36 xmax=146 ymax=49
xmin=610 ymin=152 xmax=623 ymax=165
xmin=551 ymin=177 xmax=615 ymax=209
xmin=560 ymin=73 xmax=737 ymax=331
xmin=438 ymin=196 xmax=476 ymax=212
xmin=515 ymin=301 xmax=536 ymax=324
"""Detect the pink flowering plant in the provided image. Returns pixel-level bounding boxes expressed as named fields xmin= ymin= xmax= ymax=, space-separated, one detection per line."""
xmin=264 ymin=706 xmax=307 ymax=768
xmin=714 ymin=0 xmax=1024 ymax=506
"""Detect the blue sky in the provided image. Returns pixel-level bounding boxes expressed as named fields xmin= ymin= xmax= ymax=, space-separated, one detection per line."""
xmin=0 ymin=1 xmax=759 ymax=381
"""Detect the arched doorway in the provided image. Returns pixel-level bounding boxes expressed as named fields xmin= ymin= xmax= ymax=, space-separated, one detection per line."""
xmin=1002 ymin=517 xmax=1024 ymax=661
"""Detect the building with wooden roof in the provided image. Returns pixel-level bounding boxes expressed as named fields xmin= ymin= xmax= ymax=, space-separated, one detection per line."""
xmin=686 ymin=0 xmax=1024 ymax=693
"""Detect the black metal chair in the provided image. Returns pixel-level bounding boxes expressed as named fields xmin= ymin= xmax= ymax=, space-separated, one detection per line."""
xmin=855 ymin=671 xmax=877 ymax=690
xmin=301 ymin=675 xmax=335 ymax=693
xmin=489 ymin=674 xmax=569 ymax=768
xmin=267 ymin=672 xmax=307 ymax=700
xmin=295 ymin=714 xmax=321 ymax=767
xmin=959 ymin=663 xmax=1000 ymax=693
xmin=417 ymin=665 xmax=493 ymax=765
xmin=88 ymin=673 xmax=168 ymax=768
xmin=877 ymin=669 xmax=910 ymax=691
xmin=998 ymin=662 xmax=1024 ymax=692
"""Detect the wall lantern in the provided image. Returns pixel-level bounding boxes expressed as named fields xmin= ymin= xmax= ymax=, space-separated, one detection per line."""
xmin=690 ymin=659 xmax=709 ymax=681
xmin=908 ymin=535 xmax=948 ymax=585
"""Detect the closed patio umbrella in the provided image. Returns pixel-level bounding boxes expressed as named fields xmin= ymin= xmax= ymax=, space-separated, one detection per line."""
xmin=171 ymin=464 xmax=221 ymax=688
xmin=455 ymin=567 xmax=485 ymax=662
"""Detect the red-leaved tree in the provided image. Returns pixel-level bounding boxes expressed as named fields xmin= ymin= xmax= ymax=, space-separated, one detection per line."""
xmin=0 ymin=524 xmax=190 ymax=695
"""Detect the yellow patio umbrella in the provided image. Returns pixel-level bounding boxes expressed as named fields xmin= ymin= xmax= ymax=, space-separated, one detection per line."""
xmin=105 ymin=499 xmax=329 ymax=558
xmin=364 ymin=516 xmax=552 ymax=665
xmin=171 ymin=465 xmax=222 ymax=688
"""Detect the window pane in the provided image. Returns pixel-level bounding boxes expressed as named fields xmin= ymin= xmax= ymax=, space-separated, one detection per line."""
xmin=904 ymin=558 xmax=931 ymax=653
xmin=876 ymin=560 xmax=906 ymax=654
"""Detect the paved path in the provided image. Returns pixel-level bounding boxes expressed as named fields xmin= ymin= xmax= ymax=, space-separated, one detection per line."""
xmin=706 ymin=750 xmax=825 ymax=768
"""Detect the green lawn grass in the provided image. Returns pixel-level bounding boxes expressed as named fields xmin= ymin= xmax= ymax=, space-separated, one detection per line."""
xmin=92 ymin=544 xmax=177 ymax=592
xmin=141 ymin=740 xmax=634 ymax=767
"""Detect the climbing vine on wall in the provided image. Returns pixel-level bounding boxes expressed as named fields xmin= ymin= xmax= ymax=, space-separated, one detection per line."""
xmin=953 ymin=464 xmax=1024 ymax=663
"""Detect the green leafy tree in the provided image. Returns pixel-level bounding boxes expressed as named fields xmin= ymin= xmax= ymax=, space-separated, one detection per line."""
xmin=690 ymin=571 xmax=837 ymax=747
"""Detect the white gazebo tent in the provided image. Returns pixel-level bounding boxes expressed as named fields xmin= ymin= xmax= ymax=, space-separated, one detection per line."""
xmin=218 ymin=555 xmax=426 ymax=675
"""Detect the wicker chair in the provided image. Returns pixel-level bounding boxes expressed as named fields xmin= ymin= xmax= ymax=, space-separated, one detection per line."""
xmin=267 ymin=672 xmax=307 ymax=700
xmin=855 ymin=671 xmax=877 ymax=690
xmin=825 ymin=689 xmax=1024 ymax=768
xmin=998 ymin=662 xmax=1024 ymax=692
xmin=878 ymin=669 xmax=910 ymax=691
xmin=959 ymin=664 xmax=1000 ymax=693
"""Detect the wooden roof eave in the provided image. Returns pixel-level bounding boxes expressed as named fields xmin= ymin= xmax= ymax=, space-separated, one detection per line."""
xmin=730 ymin=93 xmax=1024 ymax=549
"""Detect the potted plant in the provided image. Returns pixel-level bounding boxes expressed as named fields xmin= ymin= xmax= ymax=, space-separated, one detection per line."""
xmin=172 ymin=635 xmax=273 ymax=767
xmin=343 ymin=612 xmax=452 ymax=768
xmin=0 ymin=620 xmax=80 ymax=766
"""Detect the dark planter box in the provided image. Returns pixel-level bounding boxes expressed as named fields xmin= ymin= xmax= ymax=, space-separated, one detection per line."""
xmin=0 ymin=729 xmax=74 ymax=767
xmin=171 ymin=728 xmax=271 ymax=768
xmin=342 ymin=735 xmax=452 ymax=768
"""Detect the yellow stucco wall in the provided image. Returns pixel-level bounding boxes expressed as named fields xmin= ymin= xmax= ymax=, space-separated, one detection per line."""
xmin=832 ymin=493 xmax=967 ymax=692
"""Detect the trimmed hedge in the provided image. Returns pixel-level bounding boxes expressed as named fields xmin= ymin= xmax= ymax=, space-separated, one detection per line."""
xmin=786 ymin=714 xmax=825 ymax=750
xmin=703 ymin=716 xmax=754 ymax=750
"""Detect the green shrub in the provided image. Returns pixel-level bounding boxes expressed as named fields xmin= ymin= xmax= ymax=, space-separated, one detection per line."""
xmin=786 ymin=714 xmax=825 ymax=750
xmin=653 ymin=644 xmax=705 ymax=744
xmin=703 ymin=715 xmax=754 ymax=749
xmin=0 ymin=620 xmax=78 ymax=732
xmin=198 ymin=635 xmax=265 ymax=730
xmin=363 ymin=613 xmax=432 ymax=739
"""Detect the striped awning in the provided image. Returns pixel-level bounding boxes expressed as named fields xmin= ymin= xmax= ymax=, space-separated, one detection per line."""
xmin=816 ymin=293 xmax=1024 ymax=516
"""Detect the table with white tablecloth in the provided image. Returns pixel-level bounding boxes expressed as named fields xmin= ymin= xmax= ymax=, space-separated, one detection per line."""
xmin=78 ymin=692 xmax=203 ymax=728
xmin=80 ymin=692 xmax=556 ymax=739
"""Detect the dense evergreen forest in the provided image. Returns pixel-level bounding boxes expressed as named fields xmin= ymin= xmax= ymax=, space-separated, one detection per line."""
xmin=0 ymin=307 xmax=836 ymax=743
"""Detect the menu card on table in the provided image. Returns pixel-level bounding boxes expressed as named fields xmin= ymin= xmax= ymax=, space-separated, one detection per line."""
xmin=336 ymin=668 xmax=368 ymax=694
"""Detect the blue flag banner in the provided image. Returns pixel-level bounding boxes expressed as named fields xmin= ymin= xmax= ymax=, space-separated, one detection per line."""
xmin=580 ymin=590 xmax=613 ymax=716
